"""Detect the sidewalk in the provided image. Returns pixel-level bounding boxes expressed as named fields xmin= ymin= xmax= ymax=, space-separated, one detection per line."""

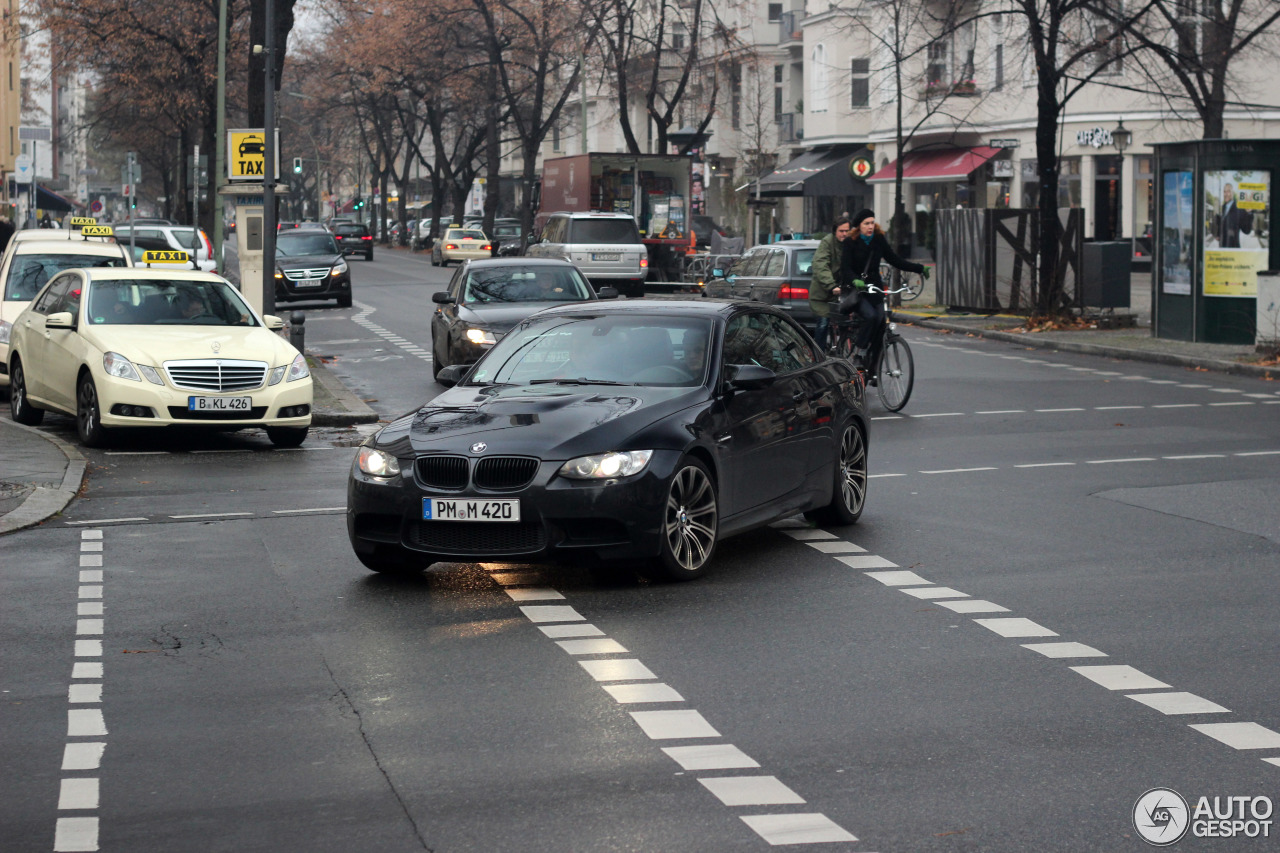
xmin=896 ymin=271 xmax=1279 ymax=381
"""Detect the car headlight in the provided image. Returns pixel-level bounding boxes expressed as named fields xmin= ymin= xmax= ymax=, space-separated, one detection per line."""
xmin=137 ymin=364 xmax=164 ymax=386
xmin=287 ymin=353 xmax=309 ymax=382
xmin=465 ymin=328 xmax=497 ymax=345
xmin=356 ymin=446 xmax=401 ymax=478
xmin=331 ymin=260 xmax=348 ymax=276
xmin=0 ymin=319 xmax=10 ymax=345
xmin=102 ymin=351 xmax=142 ymax=382
xmin=559 ymin=450 xmax=653 ymax=480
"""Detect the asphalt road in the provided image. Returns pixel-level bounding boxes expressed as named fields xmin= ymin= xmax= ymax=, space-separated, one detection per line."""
xmin=3 ymin=247 xmax=1279 ymax=852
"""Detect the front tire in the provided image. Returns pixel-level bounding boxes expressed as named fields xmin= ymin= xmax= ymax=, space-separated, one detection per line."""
xmin=653 ymin=458 xmax=718 ymax=581
xmin=355 ymin=546 xmax=426 ymax=577
xmin=266 ymin=426 xmax=308 ymax=448
xmin=806 ymin=423 xmax=867 ymax=526
xmin=76 ymin=374 xmax=108 ymax=448
xmin=877 ymin=336 xmax=914 ymax=412
xmin=9 ymin=359 xmax=44 ymax=425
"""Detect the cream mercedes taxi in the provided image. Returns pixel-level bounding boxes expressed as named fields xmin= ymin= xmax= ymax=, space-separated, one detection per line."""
xmin=0 ymin=222 xmax=129 ymax=391
xmin=7 ymin=252 xmax=313 ymax=448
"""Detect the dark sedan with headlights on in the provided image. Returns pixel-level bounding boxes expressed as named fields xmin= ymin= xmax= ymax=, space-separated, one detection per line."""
xmin=273 ymin=229 xmax=352 ymax=307
xmin=349 ymin=299 xmax=869 ymax=581
xmin=429 ymin=258 xmax=616 ymax=380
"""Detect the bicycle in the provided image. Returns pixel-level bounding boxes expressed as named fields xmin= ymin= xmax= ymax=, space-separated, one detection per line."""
xmin=826 ymin=281 xmax=916 ymax=412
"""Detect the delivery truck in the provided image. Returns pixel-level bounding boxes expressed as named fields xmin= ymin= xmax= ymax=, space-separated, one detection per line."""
xmin=537 ymin=153 xmax=697 ymax=286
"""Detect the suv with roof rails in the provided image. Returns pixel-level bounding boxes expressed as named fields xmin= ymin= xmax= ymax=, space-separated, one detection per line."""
xmin=525 ymin=211 xmax=648 ymax=297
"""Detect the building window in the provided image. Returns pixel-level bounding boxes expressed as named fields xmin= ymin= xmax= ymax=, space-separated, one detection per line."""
xmin=672 ymin=29 xmax=685 ymax=50
xmin=731 ymin=63 xmax=741 ymax=130
xmin=850 ymin=58 xmax=869 ymax=108
xmin=767 ymin=3 xmax=783 ymax=23
xmin=552 ymin=119 xmax=561 ymax=151
xmin=810 ymin=44 xmax=828 ymax=112
xmin=877 ymin=28 xmax=896 ymax=105
xmin=774 ymin=65 xmax=784 ymax=119
xmin=1092 ymin=0 xmax=1124 ymax=75
xmin=994 ymin=45 xmax=1004 ymax=90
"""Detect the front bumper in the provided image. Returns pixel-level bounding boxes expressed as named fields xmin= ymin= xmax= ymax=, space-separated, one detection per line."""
xmin=275 ymin=271 xmax=351 ymax=302
xmin=96 ymin=371 xmax=313 ymax=429
xmin=347 ymin=449 xmax=682 ymax=564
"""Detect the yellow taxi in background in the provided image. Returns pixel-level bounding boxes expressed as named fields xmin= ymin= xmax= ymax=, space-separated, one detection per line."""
xmin=431 ymin=226 xmax=492 ymax=267
xmin=0 ymin=226 xmax=130 ymax=390
xmin=7 ymin=253 xmax=313 ymax=448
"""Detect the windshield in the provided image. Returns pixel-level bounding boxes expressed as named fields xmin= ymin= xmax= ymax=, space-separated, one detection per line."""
xmin=493 ymin=224 xmax=521 ymax=238
xmin=469 ymin=314 xmax=713 ymax=388
xmin=463 ymin=266 xmax=593 ymax=304
xmin=86 ymin=279 xmax=259 ymax=326
xmin=5 ymin=254 xmax=129 ymax=301
xmin=567 ymin=219 xmax=640 ymax=244
xmin=276 ymin=233 xmax=340 ymax=256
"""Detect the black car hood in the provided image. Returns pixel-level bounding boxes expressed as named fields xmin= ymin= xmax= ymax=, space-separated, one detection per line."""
xmin=375 ymin=382 xmax=704 ymax=459
xmin=277 ymin=253 xmax=342 ymax=269
xmin=459 ymin=301 xmax=588 ymax=334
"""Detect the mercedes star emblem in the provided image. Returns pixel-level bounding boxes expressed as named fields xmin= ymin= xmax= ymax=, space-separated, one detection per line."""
xmin=211 ymin=341 xmax=221 ymax=354
xmin=470 ymin=442 xmax=487 ymax=454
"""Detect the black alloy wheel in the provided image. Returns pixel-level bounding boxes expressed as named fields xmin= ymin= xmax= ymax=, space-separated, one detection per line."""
xmin=9 ymin=359 xmax=44 ymax=425
xmin=654 ymin=458 xmax=718 ymax=580
xmin=76 ymin=374 xmax=108 ymax=447
xmin=806 ymin=423 xmax=867 ymax=526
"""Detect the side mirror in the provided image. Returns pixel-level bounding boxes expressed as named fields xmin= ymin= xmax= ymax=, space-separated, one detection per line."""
xmin=712 ymin=269 xmax=723 ymax=277
xmin=597 ymin=287 xmax=620 ymax=300
xmin=725 ymin=363 xmax=776 ymax=390
xmin=435 ymin=362 xmax=473 ymax=387
xmin=431 ymin=291 xmax=455 ymax=305
xmin=262 ymin=314 xmax=286 ymax=330
xmin=46 ymin=311 xmax=75 ymax=330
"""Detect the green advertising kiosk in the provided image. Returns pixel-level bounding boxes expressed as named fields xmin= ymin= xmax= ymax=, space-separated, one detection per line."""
xmin=1152 ymin=139 xmax=1277 ymax=343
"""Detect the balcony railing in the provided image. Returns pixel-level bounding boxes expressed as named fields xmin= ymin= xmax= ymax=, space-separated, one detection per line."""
xmin=776 ymin=112 xmax=803 ymax=143
xmin=919 ymin=79 xmax=982 ymax=99
xmin=778 ymin=11 xmax=804 ymax=44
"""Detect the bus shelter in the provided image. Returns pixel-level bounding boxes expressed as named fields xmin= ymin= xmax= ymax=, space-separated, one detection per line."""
xmin=1153 ymin=139 xmax=1277 ymax=343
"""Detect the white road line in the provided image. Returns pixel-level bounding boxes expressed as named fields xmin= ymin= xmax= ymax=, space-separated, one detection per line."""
xmin=662 ymin=744 xmax=760 ymax=771
xmin=1085 ymin=457 xmax=1156 ymax=464
xmin=270 ymin=507 xmax=346 ymax=514
xmin=1210 ymin=388 xmax=1244 ymax=393
xmin=65 ymin=518 xmax=146 ymax=525
xmin=78 ymin=603 xmax=103 ymax=616
xmin=68 ymin=684 xmax=102 ymax=703
xmin=1127 ymin=692 xmax=1230 ymax=715
xmin=603 ymin=683 xmax=685 ymax=704
xmin=868 ymin=473 xmax=906 ymax=478
xmin=700 ymin=776 xmax=805 ymax=806
xmin=1035 ymin=407 xmax=1085 ymax=412
xmin=1095 ymin=406 xmax=1143 ymax=410
xmin=973 ymin=618 xmax=1058 ymax=638
xmin=518 ymin=605 xmax=585 ymax=623
xmin=1021 ymin=642 xmax=1107 ymax=658
xmin=1152 ymin=403 xmax=1201 ymax=408
xmin=80 ymin=542 xmax=103 ymax=552
xmin=1014 ymin=462 xmax=1075 ymax=468
xmin=556 ymin=638 xmax=628 ymax=655
xmin=1163 ymin=454 xmax=1226 ymax=459
xmin=103 ymin=451 xmax=167 ymax=456
xmin=865 ymin=570 xmax=930 ymax=586
xmin=1211 ymin=401 xmax=1254 ymax=407
xmin=54 ymin=817 xmax=98 ymax=852
xmin=76 ymin=619 xmax=103 ymax=635
xmin=920 ymin=466 xmax=998 ymax=474
xmin=1235 ymin=450 xmax=1280 ymax=456
xmin=78 ymin=571 xmax=102 ymax=583
xmin=67 ymin=709 xmax=107 ymax=737
xmin=578 ymin=659 xmax=656 ymax=681
xmin=168 ymin=512 xmax=254 ymax=519
xmin=936 ymin=599 xmax=1010 ymax=614
xmin=80 ymin=531 xmax=102 ymax=540
xmin=537 ymin=624 xmax=605 ymax=639
xmin=1069 ymin=665 xmax=1170 ymax=691
xmin=836 ymin=555 xmax=898 ymax=569
xmin=806 ymin=541 xmax=866 ymax=554
xmin=1188 ymin=722 xmax=1280 ymax=750
xmin=61 ymin=743 xmax=105 ymax=771
xmin=739 ymin=814 xmax=858 ymax=845
xmin=79 ymin=555 xmax=102 ymax=567
xmin=912 ymin=412 xmax=965 ymax=418
xmin=629 ymin=709 xmax=720 ymax=739
xmin=900 ymin=586 xmax=969 ymax=599
xmin=505 ymin=588 xmax=566 ymax=602
xmin=78 ymin=586 xmax=102 ymax=599
xmin=57 ymin=778 xmax=100 ymax=810
xmin=976 ymin=409 xmax=1026 ymax=414
xmin=781 ymin=529 xmax=837 ymax=541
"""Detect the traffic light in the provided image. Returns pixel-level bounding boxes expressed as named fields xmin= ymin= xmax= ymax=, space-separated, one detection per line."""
xmin=292 ymin=157 xmax=303 ymax=174
xmin=353 ymin=195 xmax=363 ymax=210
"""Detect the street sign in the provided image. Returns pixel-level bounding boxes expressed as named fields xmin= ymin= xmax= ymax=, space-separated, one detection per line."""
xmin=19 ymin=126 xmax=51 ymax=142
xmin=90 ymin=199 xmax=104 ymax=214
xmin=227 ymin=128 xmax=279 ymax=181
xmin=14 ymin=154 xmax=32 ymax=184
xmin=989 ymin=138 xmax=1020 ymax=149
xmin=122 ymin=184 xmax=132 ymax=196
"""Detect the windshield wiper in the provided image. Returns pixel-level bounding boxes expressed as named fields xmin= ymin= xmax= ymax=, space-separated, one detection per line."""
xmin=529 ymin=378 xmax=637 ymax=386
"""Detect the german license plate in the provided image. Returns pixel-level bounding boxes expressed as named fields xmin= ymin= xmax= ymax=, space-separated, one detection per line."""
xmin=592 ymin=253 xmax=621 ymax=261
xmin=188 ymin=396 xmax=252 ymax=411
xmin=423 ymin=498 xmax=520 ymax=522
xmin=293 ymin=279 xmax=322 ymax=287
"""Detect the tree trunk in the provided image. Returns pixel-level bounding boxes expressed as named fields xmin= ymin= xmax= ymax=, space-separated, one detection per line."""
xmin=1034 ymin=80 xmax=1063 ymax=316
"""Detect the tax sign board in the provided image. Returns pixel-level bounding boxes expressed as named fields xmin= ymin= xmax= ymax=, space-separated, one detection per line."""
xmin=227 ymin=129 xmax=280 ymax=182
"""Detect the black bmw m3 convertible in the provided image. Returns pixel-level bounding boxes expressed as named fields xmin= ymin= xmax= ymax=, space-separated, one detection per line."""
xmin=347 ymin=299 xmax=869 ymax=580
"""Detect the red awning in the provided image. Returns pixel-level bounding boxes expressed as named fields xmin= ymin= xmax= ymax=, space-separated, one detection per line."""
xmin=866 ymin=147 xmax=1001 ymax=184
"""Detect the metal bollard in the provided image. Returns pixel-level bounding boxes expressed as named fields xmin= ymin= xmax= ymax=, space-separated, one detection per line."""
xmin=289 ymin=311 xmax=306 ymax=352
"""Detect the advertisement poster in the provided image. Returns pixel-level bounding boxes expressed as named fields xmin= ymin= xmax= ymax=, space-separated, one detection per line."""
xmin=1203 ymin=169 xmax=1270 ymax=297
xmin=690 ymin=161 xmax=706 ymax=215
xmin=1162 ymin=171 xmax=1193 ymax=295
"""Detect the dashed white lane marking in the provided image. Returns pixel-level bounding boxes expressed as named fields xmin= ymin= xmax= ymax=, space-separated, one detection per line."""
xmin=920 ymin=466 xmax=998 ymax=474
xmin=835 ymin=555 xmax=898 ymax=569
xmin=976 ymin=409 xmax=1025 ymax=414
xmin=538 ymin=624 xmax=604 ymax=638
xmin=973 ymin=618 xmax=1058 ymax=638
xmin=270 ymin=506 xmax=346 ymax=514
xmin=1035 ymin=407 xmax=1085 ymax=412
xmin=1128 ymin=692 xmax=1230 ymax=715
xmin=631 ymin=710 xmax=721 ymax=739
xmin=67 ymin=709 xmax=106 ymax=737
xmin=168 ymin=512 xmax=253 ymax=519
xmin=739 ymin=814 xmax=858 ymax=845
xmin=557 ymin=639 xmax=628 ymax=655
xmin=54 ymin=817 xmax=98 ymax=852
xmin=578 ymin=659 xmax=657 ymax=681
xmin=1022 ymin=642 xmax=1107 ymax=658
xmin=700 ymin=776 xmax=806 ymax=806
xmin=519 ymin=605 xmax=585 ymax=623
xmin=352 ymin=301 xmax=434 ymax=362
xmin=505 ymin=588 xmax=565 ymax=602
xmin=65 ymin=518 xmax=147 ymax=525
xmin=62 ymin=743 xmax=105 ymax=771
xmin=1086 ymin=457 xmax=1156 ymax=464
xmin=1189 ymin=723 xmax=1280 ymax=750
xmin=805 ymin=541 xmax=866 ymax=554
xmin=1070 ymin=665 xmax=1170 ymax=691
xmin=780 ymin=529 xmax=836 ymax=541
xmin=663 ymin=744 xmax=760 ymax=770
xmin=604 ymin=683 xmax=685 ymax=704
xmin=900 ymin=586 xmax=969 ymax=599
xmin=936 ymin=599 xmax=1010 ymax=613
xmin=865 ymin=448 xmax=1280 ymax=480
xmin=58 ymin=778 xmax=100 ymax=809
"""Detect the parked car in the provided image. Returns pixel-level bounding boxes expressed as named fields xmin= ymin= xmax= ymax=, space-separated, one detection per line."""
xmin=0 ymin=236 xmax=133 ymax=391
xmin=702 ymin=240 xmax=820 ymax=332
xmin=332 ymin=221 xmax=373 ymax=260
xmin=8 ymin=263 xmax=312 ymax=448
xmin=273 ymin=229 xmax=352 ymax=308
xmin=431 ymin=226 xmax=492 ymax=266
xmin=412 ymin=218 xmax=434 ymax=250
xmin=429 ymin=258 xmax=614 ymax=380
xmin=112 ymin=225 xmax=217 ymax=273
xmin=525 ymin=211 xmax=648 ymax=297
xmin=348 ymin=298 xmax=868 ymax=580
xmin=489 ymin=221 xmax=523 ymax=256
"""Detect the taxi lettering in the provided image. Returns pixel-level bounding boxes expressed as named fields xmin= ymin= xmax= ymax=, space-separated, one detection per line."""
xmin=81 ymin=225 xmax=113 ymax=237
xmin=142 ymin=250 xmax=191 ymax=263
xmin=70 ymin=217 xmax=97 ymax=227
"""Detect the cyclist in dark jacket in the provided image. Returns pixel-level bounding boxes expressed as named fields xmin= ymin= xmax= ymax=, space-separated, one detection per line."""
xmin=840 ymin=209 xmax=928 ymax=380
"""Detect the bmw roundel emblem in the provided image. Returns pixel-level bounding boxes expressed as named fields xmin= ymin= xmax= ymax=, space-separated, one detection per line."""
xmin=470 ymin=442 xmax=487 ymax=454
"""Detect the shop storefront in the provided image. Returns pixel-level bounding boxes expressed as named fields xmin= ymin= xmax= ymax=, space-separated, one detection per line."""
xmin=752 ymin=145 xmax=872 ymax=235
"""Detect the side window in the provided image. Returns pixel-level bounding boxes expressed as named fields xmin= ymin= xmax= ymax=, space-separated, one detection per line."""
xmin=763 ymin=249 xmax=786 ymax=277
xmin=765 ymin=314 xmax=817 ymax=373
xmin=33 ymin=275 xmax=72 ymax=314
xmin=723 ymin=311 xmax=780 ymax=371
xmin=447 ymin=267 xmax=465 ymax=299
xmin=730 ymin=251 xmax=763 ymax=278
xmin=50 ymin=274 xmax=84 ymax=317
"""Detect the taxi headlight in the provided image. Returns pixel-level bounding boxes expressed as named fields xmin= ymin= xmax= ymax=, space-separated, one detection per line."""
xmin=268 ymin=365 xmax=286 ymax=385
xmin=331 ymin=260 xmax=348 ymax=276
xmin=465 ymin=328 xmax=497 ymax=345
xmin=137 ymin=364 xmax=164 ymax=386
xmin=0 ymin=319 xmax=10 ymax=345
xmin=286 ymin=353 xmax=310 ymax=382
xmin=356 ymin=447 xmax=401 ymax=478
xmin=559 ymin=450 xmax=653 ymax=480
xmin=102 ymin=351 xmax=142 ymax=382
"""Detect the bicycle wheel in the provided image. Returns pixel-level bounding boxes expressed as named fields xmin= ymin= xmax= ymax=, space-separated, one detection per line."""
xmin=899 ymin=272 xmax=924 ymax=302
xmin=877 ymin=334 xmax=914 ymax=411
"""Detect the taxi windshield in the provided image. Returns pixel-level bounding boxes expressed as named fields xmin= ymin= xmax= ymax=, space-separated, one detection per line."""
xmin=87 ymin=279 xmax=259 ymax=327
xmin=449 ymin=229 xmax=486 ymax=241
xmin=5 ymin=254 xmax=129 ymax=302
xmin=276 ymin=232 xmax=339 ymax=256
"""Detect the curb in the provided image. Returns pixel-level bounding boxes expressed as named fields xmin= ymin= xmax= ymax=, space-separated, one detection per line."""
xmin=309 ymin=362 xmax=380 ymax=426
xmin=0 ymin=421 xmax=86 ymax=536
xmin=900 ymin=313 xmax=1278 ymax=381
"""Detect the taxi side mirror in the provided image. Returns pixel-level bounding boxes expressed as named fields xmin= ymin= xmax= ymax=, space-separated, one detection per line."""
xmin=46 ymin=311 xmax=75 ymax=330
xmin=432 ymin=291 xmax=455 ymax=305
xmin=262 ymin=314 xmax=286 ymax=330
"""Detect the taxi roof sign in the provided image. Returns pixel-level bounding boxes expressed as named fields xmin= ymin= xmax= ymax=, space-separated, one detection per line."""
xmin=70 ymin=216 xmax=97 ymax=228
xmin=142 ymin=250 xmax=191 ymax=264
xmin=80 ymin=225 xmax=113 ymax=237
